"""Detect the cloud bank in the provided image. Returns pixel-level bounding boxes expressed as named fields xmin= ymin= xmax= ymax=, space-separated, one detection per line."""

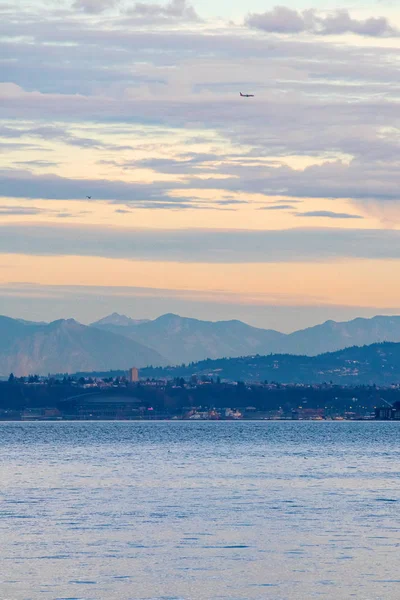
xmin=73 ymin=0 xmax=120 ymax=14
xmin=246 ymin=7 xmax=398 ymax=37
xmin=1 ymin=224 xmax=400 ymax=263
xmin=127 ymin=0 xmax=199 ymax=21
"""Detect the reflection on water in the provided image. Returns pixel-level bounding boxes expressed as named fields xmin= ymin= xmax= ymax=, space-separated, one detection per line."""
xmin=0 ymin=421 xmax=399 ymax=599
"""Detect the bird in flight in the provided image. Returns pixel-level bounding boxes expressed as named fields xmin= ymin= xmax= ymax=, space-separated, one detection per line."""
xmin=86 ymin=195 xmax=92 ymax=199
xmin=240 ymin=92 xmax=254 ymax=97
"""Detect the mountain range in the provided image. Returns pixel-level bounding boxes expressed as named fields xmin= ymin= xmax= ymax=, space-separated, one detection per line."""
xmin=2 ymin=311 xmax=400 ymax=376
xmin=91 ymin=312 xmax=400 ymax=364
xmin=91 ymin=313 xmax=284 ymax=365
xmin=0 ymin=316 xmax=166 ymax=377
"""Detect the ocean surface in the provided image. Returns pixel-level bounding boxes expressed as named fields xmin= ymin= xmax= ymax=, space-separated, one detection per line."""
xmin=0 ymin=421 xmax=399 ymax=600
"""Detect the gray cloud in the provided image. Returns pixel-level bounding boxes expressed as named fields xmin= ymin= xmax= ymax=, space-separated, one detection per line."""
xmin=246 ymin=7 xmax=398 ymax=37
xmin=73 ymin=0 xmax=120 ymax=14
xmin=0 ymin=142 xmax=40 ymax=153
xmin=319 ymin=11 xmax=395 ymax=37
xmin=15 ymin=160 xmax=60 ymax=168
xmin=0 ymin=124 xmax=134 ymax=152
xmin=2 ymin=12 xmax=397 ymax=90
xmin=0 ymin=168 xmax=237 ymax=210
xmin=126 ymin=0 xmax=199 ymax=21
xmin=1 ymin=2 xmax=400 ymax=220
xmin=2 ymin=151 xmax=400 ymax=210
xmin=0 ymin=168 xmax=174 ymax=204
xmin=1 ymin=81 xmax=399 ymax=176
xmin=295 ymin=210 xmax=363 ymax=219
xmin=259 ymin=204 xmax=297 ymax=211
xmin=171 ymin=158 xmax=400 ymax=205
xmin=128 ymin=153 xmax=220 ymax=174
xmin=246 ymin=6 xmax=305 ymax=34
xmin=0 ymin=206 xmax=46 ymax=216
xmin=0 ymin=205 xmax=86 ymax=217
xmin=1 ymin=223 xmax=400 ymax=263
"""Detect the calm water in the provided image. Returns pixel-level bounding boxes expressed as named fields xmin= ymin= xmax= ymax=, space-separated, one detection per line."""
xmin=0 ymin=421 xmax=399 ymax=600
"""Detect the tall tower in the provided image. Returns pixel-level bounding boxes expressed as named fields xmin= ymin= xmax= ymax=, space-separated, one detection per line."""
xmin=128 ymin=367 xmax=139 ymax=383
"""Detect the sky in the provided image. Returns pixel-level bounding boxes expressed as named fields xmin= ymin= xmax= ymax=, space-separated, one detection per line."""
xmin=1 ymin=0 xmax=400 ymax=331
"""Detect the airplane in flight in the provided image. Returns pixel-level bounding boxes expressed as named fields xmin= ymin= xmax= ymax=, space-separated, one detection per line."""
xmin=240 ymin=92 xmax=254 ymax=97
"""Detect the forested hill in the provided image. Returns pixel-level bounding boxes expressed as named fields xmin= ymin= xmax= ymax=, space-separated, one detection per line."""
xmin=140 ymin=342 xmax=400 ymax=385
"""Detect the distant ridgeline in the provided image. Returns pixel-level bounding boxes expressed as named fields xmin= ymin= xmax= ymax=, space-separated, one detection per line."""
xmin=3 ymin=313 xmax=400 ymax=376
xmin=43 ymin=341 xmax=400 ymax=386
xmin=139 ymin=342 xmax=400 ymax=387
xmin=91 ymin=313 xmax=400 ymax=366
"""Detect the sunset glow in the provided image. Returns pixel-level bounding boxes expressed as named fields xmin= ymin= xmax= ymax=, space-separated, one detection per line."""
xmin=2 ymin=0 xmax=400 ymax=328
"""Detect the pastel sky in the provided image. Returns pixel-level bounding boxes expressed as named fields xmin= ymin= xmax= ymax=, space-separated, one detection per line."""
xmin=1 ymin=0 xmax=400 ymax=331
